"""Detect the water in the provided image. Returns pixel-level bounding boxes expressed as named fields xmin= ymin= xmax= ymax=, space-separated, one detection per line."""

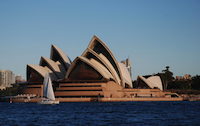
xmin=0 ymin=101 xmax=200 ymax=126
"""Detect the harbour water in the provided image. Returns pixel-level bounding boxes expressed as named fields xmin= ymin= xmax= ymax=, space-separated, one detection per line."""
xmin=0 ymin=101 xmax=199 ymax=126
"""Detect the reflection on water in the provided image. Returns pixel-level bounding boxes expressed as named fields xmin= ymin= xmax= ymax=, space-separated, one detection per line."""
xmin=0 ymin=101 xmax=200 ymax=125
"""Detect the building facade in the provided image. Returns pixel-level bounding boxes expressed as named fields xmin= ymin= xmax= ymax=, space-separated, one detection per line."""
xmin=176 ymin=74 xmax=191 ymax=81
xmin=0 ymin=69 xmax=15 ymax=88
xmin=0 ymin=70 xmax=6 ymax=88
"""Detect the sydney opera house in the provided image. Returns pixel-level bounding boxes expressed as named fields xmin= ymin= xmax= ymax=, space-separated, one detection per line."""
xmin=18 ymin=35 xmax=182 ymax=102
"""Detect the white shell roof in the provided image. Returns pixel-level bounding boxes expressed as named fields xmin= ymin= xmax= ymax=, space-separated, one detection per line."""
xmin=137 ymin=75 xmax=154 ymax=89
xmin=147 ymin=76 xmax=163 ymax=90
xmin=98 ymin=53 xmax=121 ymax=85
xmin=90 ymin=58 xmax=114 ymax=80
xmin=137 ymin=75 xmax=163 ymax=90
xmin=55 ymin=61 xmax=67 ymax=76
xmin=87 ymin=35 xmax=124 ymax=86
xmin=118 ymin=63 xmax=132 ymax=88
xmin=66 ymin=56 xmax=113 ymax=81
xmin=39 ymin=56 xmax=65 ymax=79
xmin=81 ymin=48 xmax=120 ymax=84
xmin=51 ymin=44 xmax=71 ymax=68
xmin=27 ymin=64 xmax=58 ymax=81
xmin=26 ymin=36 xmax=135 ymax=88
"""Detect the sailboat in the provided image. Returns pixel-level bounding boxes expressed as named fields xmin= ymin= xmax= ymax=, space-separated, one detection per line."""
xmin=37 ymin=71 xmax=59 ymax=104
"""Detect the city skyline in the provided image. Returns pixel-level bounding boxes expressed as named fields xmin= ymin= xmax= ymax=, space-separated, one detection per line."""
xmin=0 ymin=0 xmax=199 ymax=80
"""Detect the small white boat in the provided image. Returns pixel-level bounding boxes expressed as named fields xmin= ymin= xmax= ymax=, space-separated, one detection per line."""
xmin=37 ymin=98 xmax=59 ymax=104
xmin=37 ymin=71 xmax=59 ymax=105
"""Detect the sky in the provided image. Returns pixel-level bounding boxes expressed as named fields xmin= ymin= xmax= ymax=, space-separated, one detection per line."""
xmin=0 ymin=0 xmax=200 ymax=80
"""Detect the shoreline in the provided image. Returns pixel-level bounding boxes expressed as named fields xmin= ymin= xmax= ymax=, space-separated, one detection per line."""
xmin=1 ymin=97 xmax=183 ymax=103
xmin=3 ymin=92 xmax=200 ymax=103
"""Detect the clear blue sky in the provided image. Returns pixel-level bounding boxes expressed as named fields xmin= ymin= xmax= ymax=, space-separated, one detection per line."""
xmin=0 ymin=0 xmax=199 ymax=80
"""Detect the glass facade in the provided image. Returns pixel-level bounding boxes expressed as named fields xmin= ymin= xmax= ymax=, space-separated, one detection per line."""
xmin=68 ymin=60 xmax=103 ymax=81
xmin=137 ymin=79 xmax=150 ymax=89
xmin=27 ymin=69 xmax=43 ymax=82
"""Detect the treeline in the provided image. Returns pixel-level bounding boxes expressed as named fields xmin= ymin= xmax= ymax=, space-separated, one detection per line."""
xmin=168 ymin=75 xmax=200 ymax=90
xmin=168 ymin=80 xmax=191 ymax=90
xmin=0 ymin=85 xmax=18 ymax=96
xmin=155 ymin=66 xmax=200 ymax=90
xmin=191 ymin=75 xmax=200 ymax=90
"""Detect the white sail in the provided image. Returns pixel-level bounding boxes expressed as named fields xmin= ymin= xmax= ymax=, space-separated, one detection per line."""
xmin=43 ymin=71 xmax=55 ymax=100
xmin=43 ymin=72 xmax=48 ymax=98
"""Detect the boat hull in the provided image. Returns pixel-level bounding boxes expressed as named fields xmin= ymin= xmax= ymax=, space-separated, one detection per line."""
xmin=37 ymin=99 xmax=59 ymax=105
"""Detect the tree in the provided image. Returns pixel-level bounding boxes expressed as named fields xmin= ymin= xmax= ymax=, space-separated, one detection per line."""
xmin=168 ymin=80 xmax=191 ymax=90
xmin=191 ymin=75 xmax=200 ymax=90
xmin=160 ymin=66 xmax=174 ymax=90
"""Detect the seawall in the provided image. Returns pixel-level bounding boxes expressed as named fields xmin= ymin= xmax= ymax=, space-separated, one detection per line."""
xmin=10 ymin=97 xmax=183 ymax=103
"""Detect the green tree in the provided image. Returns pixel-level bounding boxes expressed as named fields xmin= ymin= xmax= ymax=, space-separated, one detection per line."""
xmin=191 ymin=75 xmax=200 ymax=90
xmin=168 ymin=80 xmax=191 ymax=90
xmin=160 ymin=66 xmax=174 ymax=90
xmin=0 ymin=85 xmax=19 ymax=96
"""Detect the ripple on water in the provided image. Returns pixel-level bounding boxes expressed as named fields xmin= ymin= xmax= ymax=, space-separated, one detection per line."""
xmin=0 ymin=101 xmax=200 ymax=125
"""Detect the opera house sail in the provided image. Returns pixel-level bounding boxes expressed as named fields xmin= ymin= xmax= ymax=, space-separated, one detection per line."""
xmin=19 ymin=45 xmax=71 ymax=97
xmin=17 ymin=35 xmax=182 ymax=102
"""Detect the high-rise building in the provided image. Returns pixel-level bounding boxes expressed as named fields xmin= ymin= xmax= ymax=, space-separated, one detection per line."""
xmin=121 ymin=58 xmax=132 ymax=79
xmin=0 ymin=70 xmax=6 ymax=87
xmin=5 ymin=70 xmax=15 ymax=87
xmin=0 ymin=69 xmax=15 ymax=88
